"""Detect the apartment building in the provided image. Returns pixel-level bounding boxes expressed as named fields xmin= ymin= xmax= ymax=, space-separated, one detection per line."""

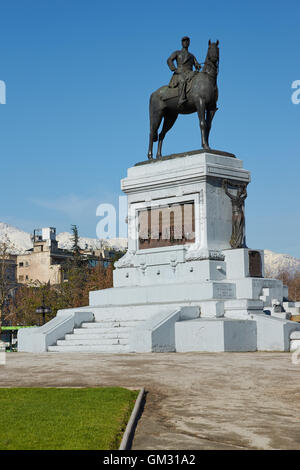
xmin=17 ymin=228 xmax=73 ymax=285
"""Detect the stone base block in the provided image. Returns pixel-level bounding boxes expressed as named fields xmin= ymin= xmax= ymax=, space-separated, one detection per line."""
xmin=200 ymin=300 xmax=224 ymax=318
xmin=290 ymin=331 xmax=300 ymax=351
xmin=252 ymin=313 xmax=300 ymax=351
xmin=271 ymin=311 xmax=291 ymax=320
xmin=89 ymin=281 xmax=236 ymax=307
xmin=224 ymin=299 xmax=264 ymax=319
xmin=224 ymin=248 xmax=264 ymax=279
xmin=113 ymin=257 xmax=227 ymax=287
xmin=234 ymin=278 xmax=284 ymax=305
xmin=175 ymin=318 xmax=257 ymax=352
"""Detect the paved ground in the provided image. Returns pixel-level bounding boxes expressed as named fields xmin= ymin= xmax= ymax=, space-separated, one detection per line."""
xmin=1 ymin=352 xmax=300 ymax=450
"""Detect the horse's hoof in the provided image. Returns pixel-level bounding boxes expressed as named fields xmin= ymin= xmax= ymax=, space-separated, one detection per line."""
xmin=148 ymin=154 xmax=153 ymax=160
xmin=156 ymin=155 xmax=162 ymax=160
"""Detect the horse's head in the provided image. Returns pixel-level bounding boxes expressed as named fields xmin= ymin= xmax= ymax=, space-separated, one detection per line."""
xmin=207 ymin=39 xmax=219 ymax=64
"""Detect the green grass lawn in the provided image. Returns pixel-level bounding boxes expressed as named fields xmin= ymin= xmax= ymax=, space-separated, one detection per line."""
xmin=0 ymin=387 xmax=139 ymax=450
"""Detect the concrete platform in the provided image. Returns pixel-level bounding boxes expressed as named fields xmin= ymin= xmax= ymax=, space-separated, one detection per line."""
xmin=1 ymin=352 xmax=300 ymax=450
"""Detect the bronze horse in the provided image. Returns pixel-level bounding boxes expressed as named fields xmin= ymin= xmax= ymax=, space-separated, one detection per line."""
xmin=147 ymin=40 xmax=219 ymax=159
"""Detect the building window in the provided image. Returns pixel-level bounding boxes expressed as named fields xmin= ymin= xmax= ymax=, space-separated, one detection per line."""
xmin=19 ymin=262 xmax=24 ymax=267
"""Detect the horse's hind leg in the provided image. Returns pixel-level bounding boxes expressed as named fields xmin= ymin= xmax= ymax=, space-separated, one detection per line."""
xmin=148 ymin=96 xmax=163 ymax=160
xmin=156 ymin=112 xmax=178 ymax=159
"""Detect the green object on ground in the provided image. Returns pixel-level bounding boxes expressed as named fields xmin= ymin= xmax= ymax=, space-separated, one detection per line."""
xmin=1 ymin=326 xmax=34 ymax=331
xmin=0 ymin=387 xmax=139 ymax=450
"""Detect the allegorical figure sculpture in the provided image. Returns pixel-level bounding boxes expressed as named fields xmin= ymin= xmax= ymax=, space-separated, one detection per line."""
xmin=147 ymin=37 xmax=219 ymax=159
xmin=167 ymin=36 xmax=201 ymax=108
xmin=223 ymin=180 xmax=248 ymax=249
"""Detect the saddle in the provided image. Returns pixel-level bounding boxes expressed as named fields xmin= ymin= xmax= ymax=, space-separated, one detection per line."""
xmin=160 ymin=71 xmax=198 ymax=101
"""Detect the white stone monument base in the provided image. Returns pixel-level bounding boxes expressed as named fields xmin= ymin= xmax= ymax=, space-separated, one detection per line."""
xmin=18 ymin=264 xmax=300 ymax=353
xmin=18 ymin=151 xmax=300 ymax=353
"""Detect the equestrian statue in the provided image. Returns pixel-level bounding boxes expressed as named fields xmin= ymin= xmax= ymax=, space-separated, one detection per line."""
xmin=147 ymin=37 xmax=219 ymax=160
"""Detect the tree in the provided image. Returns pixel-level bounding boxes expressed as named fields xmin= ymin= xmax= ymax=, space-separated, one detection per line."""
xmin=8 ymin=282 xmax=53 ymax=327
xmin=270 ymin=269 xmax=300 ymax=302
xmin=6 ymin=224 xmax=123 ymax=326
xmin=70 ymin=224 xmax=81 ymax=264
xmin=0 ymin=236 xmax=16 ymax=334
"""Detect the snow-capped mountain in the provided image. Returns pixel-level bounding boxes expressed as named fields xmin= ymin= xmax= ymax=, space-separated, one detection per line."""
xmin=0 ymin=222 xmax=127 ymax=254
xmin=264 ymin=249 xmax=300 ymax=278
xmin=0 ymin=222 xmax=299 ymax=277
xmin=56 ymin=232 xmax=127 ymax=252
xmin=0 ymin=222 xmax=32 ymax=253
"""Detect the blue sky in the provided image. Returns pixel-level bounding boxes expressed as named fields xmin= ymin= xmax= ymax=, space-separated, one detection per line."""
xmin=0 ymin=0 xmax=299 ymax=256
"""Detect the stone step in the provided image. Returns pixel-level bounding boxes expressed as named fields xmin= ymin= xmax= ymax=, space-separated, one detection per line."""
xmin=81 ymin=320 xmax=143 ymax=329
xmin=57 ymin=338 xmax=128 ymax=346
xmin=48 ymin=318 xmax=145 ymax=353
xmin=48 ymin=344 xmax=129 ymax=353
xmin=289 ymin=330 xmax=300 ymax=351
xmin=73 ymin=326 xmax=133 ymax=334
xmin=283 ymin=301 xmax=296 ymax=309
xmin=65 ymin=333 xmax=129 ymax=340
xmin=290 ymin=340 xmax=300 ymax=352
xmin=271 ymin=311 xmax=291 ymax=320
xmin=287 ymin=307 xmax=300 ymax=315
xmin=290 ymin=331 xmax=300 ymax=339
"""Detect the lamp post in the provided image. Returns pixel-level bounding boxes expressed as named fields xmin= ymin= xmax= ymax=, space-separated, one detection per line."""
xmin=35 ymin=293 xmax=51 ymax=325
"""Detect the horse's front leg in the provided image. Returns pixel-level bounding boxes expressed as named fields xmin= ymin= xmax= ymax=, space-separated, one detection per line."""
xmin=147 ymin=133 xmax=154 ymax=160
xmin=196 ymin=98 xmax=210 ymax=149
xmin=205 ymin=108 xmax=217 ymax=147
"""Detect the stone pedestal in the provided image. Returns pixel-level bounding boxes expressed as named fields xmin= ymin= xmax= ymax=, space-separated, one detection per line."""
xmin=114 ymin=151 xmax=251 ymax=288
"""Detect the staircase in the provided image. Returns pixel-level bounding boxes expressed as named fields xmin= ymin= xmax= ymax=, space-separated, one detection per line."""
xmin=48 ymin=318 xmax=144 ymax=353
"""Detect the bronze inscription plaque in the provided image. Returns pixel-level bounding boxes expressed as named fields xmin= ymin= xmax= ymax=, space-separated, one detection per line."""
xmin=249 ymin=250 xmax=262 ymax=277
xmin=138 ymin=201 xmax=195 ymax=249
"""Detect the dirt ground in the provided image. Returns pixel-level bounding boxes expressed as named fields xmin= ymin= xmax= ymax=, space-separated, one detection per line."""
xmin=1 ymin=351 xmax=300 ymax=450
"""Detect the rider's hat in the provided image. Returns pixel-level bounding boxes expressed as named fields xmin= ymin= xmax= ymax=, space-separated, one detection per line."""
xmin=181 ymin=36 xmax=190 ymax=42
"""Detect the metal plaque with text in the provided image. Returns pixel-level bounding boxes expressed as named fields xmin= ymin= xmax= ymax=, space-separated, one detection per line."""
xmin=138 ymin=202 xmax=195 ymax=249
